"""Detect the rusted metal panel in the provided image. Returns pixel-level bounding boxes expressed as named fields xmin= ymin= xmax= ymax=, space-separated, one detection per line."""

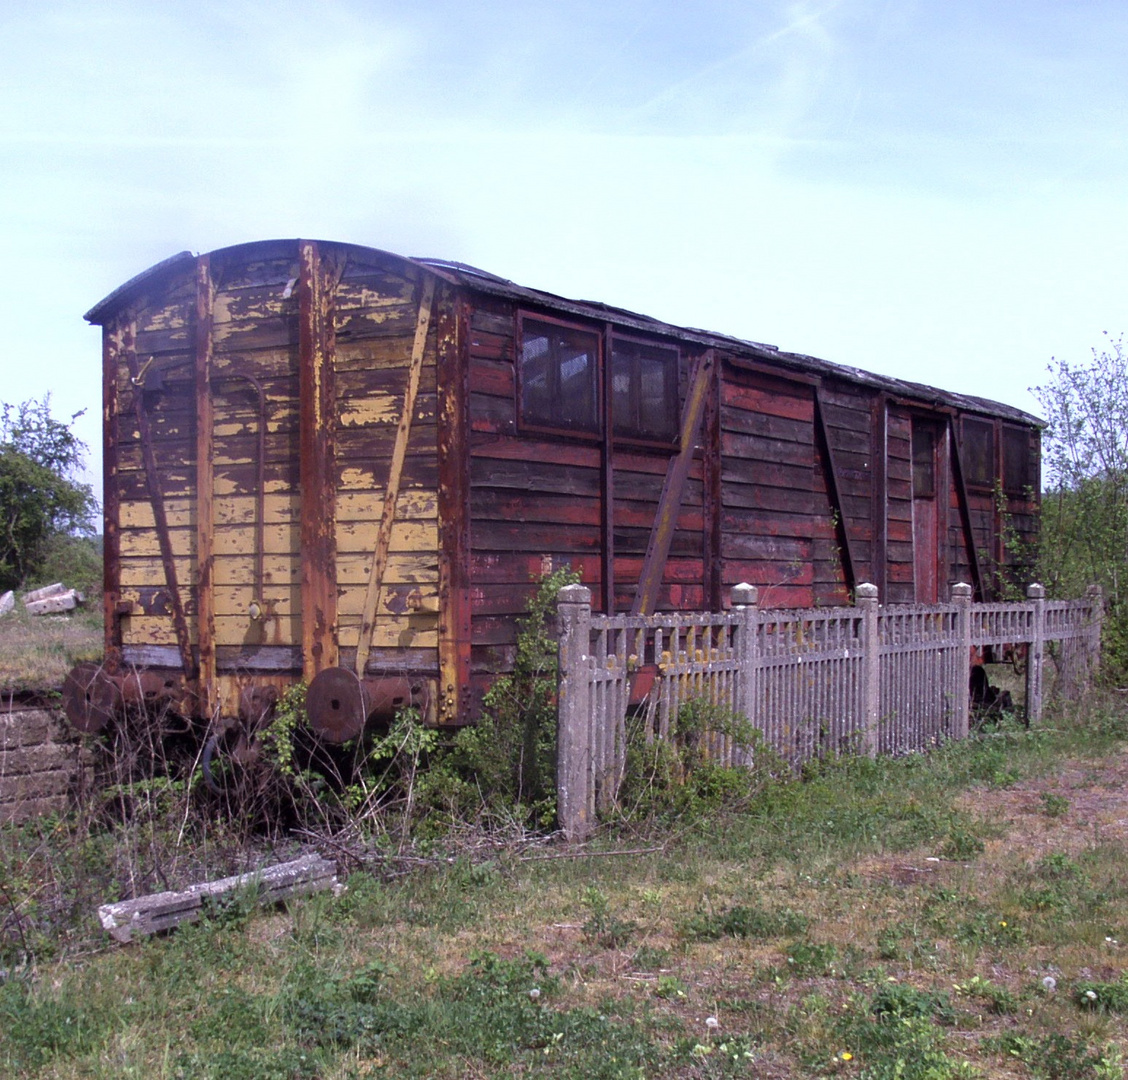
xmin=194 ymin=255 xmax=216 ymax=714
xmin=298 ymin=240 xmax=339 ymax=680
xmin=632 ymin=350 xmax=715 ymax=616
xmin=437 ymin=290 xmax=472 ymax=723
xmin=102 ymin=317 xmax=124 ymax=673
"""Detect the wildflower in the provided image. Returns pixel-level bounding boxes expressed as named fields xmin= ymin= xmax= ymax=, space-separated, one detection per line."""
xmin=1042 ymin=976 xmax=1057 ymax=992
xmin=528 ymin=987 xmax=541 ymax=1001
xmin=705 ymin=1016 xmax=720 ymax=1031
xmin=692 ymin=1043 xmax=713 ymax=1059
xmin=1086 ymin=990 xmax=1098 ymax=1001
xmin=999 ymin=921 xmax=1007 ymax=928
xmin=838 ymin=1051 xmax=854 ymax=1061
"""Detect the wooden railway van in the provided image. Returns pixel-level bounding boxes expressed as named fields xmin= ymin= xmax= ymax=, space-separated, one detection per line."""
xmin=65 ymin=239 xmax=1041 ymax=739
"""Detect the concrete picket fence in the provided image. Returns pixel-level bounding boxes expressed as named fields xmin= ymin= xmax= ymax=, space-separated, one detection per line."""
xmin=556 ymin=582 xmax=1103 ymax=840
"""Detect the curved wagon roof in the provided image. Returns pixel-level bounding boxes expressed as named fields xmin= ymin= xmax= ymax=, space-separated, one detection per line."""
xmin=86 ymin=237 xmax=1042 ymax=428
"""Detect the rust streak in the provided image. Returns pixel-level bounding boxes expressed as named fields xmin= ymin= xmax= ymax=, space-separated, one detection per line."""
xmin=356 ymin=274 xmax=436 ymax=677
xmin=195 ymin=255 xmax=216 ymax=714
xmin=298 ymin=240 xmax=339 ymax=681
xmin=436 ymin=291 xmax=472 ymax=723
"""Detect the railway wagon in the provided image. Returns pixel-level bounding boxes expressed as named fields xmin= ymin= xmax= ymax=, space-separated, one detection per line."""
xmin=65 ymin=238 xmax=1041 ymax=739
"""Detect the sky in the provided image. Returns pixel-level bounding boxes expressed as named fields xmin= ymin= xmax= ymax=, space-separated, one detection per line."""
xmin=2 ymin=0 xmax=1126 ymax=496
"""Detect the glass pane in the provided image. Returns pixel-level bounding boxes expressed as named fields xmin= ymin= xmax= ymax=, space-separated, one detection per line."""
xmin=912 ymin=423 xmax=935 ymax=498
xmin=637 ymin=351 xmax=677 ymax=439
xmin=961 ymin=418 xmax=995 ymax=487
xmin=520 ymin=328 xmax=553 ymax=426
xmin=520 ymin=319 xmax=599 ymax=432
xmin=611 ymin=338 xmax=678 ymax=441
xmin=1003 ymin=427 xmax=1032 ymax=494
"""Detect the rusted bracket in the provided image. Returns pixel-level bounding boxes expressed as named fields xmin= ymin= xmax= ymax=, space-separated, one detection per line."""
xmin=948 ymin=416 xmax=985 ymax=600
xmin=814 ymin=386 xmax=858 ymax=594
xmin=355 ymin=274 xmax=437 ymax=676
xmin=632 ymin=350 xmax=714 ymax=616
xmin=125 ymin=348 xmax=195 ymax=679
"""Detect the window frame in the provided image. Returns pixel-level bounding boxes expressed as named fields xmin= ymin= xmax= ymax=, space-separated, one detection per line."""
xmin=609 ymin=332 xmax=682 ymax=448
xmin=515 ymin=312 xmax=603 ymax=440
xmin=960 ymin=416 xmax=997 ymax=491
xmin=1002 ymin=424 xmax=1035 ymax=496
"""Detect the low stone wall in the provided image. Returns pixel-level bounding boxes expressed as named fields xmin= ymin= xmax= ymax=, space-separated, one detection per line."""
xmin=0 ymin=700 xmax=91 ymax=824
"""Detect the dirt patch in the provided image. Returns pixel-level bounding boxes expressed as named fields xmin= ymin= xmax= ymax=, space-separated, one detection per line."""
xmin=959 ymin=743 xmax=1128 ymax=860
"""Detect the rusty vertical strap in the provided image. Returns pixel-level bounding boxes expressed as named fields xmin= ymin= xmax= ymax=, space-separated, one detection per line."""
xmin=871 ymin=395 xmax=887 ymax=598
xmin=600 ymin=324 xmax=615 ymax=615
xmin=632 ymin=350 xmax=714 ymax=616
xmin=436 ymin=290 xmax=472 ymax=723
xmin=702 ymin=356 xmax=722 ymax=611
xmin=125 ymin=335 xmax=195 ymax=678
xmin=356 ymin=274 xmax=436 ymax=678
xmin=102 ymin=317 xmax=123 ymax=673
xmin=194 ymin=255 xmax=216 ymax=716
xmin=298 ymin=240 xmax=339 ymax=682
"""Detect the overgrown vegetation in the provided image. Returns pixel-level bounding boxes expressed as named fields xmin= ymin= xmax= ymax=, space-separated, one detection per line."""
xmin=0 ymin=397 xmax=97 ymax=593
xmin=1034 ymin=333 xmax=1128 ymax=680
xmin=3 ymin=693 xmax=1128 ymax=1076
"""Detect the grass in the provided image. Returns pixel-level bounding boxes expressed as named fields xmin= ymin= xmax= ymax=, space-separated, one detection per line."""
xmin=3 ymin=696 xmax=1128 ymax=1077
xmin=0 ymin=601 xmax=102 ymax=694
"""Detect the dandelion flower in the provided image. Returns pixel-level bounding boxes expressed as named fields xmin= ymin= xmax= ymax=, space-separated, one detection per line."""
xmin=1086 ymin=990 xmax=1098 ymax=1001
xmin=529 ymin=987 xmax=541 ymax=1001
xmin=1042 ymin=976 xmax=1057 ymax=992
xmin=838 ymin=1051 xmax=853 ymax=1061
xmin=706 ymin=1016 xmax=720 ymax=1030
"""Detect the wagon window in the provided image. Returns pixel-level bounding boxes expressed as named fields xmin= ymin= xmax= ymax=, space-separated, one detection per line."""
xmin=961 ymin=417 xmax=995 ymax=489
xmin=611 ymin=338 xmax=679 ymax=442
xmin=1003 ymin=426 xmax=1034 ymax=495
xmin=911 ymin=422 xmax=936 ymax=498
xmin=519 ymin=318 xmax=600 ymax=434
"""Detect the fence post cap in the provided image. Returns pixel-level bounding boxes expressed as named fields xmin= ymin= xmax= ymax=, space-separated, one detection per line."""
xmin=557 ymin=583 xmax=592 ymax=605
xmin=731 ymin=582 xmax=758 ymax=606
xmin=951 ymin=582 xmax=973 ymax=600
xmin=1086 ymin=583 xmax=1104 ymax=600
xmin=1026 ymin=582 xmax=1045 ymax=600
xmin=855 ymin=582 xmax=879 ymax=601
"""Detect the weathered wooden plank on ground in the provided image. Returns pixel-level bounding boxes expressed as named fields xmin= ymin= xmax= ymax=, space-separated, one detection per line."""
xmin=97 ymin=853 xmax=341 ymax=943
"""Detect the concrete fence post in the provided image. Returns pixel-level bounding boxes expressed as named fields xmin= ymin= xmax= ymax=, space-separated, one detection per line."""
xmin=1086 ymin=583 xmax=1104 ymax=685
xmin=731 ymin=583 xmax=758 ymax=759
xmin=556 ymin=583 xmax=593 ymax=841
xmin=951 ymin=582 xmax=972 ymax=740
xmin=856 ymin=583 xmax=880 ymax=758
xmin=1026 ymin=583 xmax=1045 ymax=724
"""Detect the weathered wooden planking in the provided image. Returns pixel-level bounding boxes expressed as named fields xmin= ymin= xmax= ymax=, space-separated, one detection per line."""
xmin=97 ymin=854 xmax=340 ymax=943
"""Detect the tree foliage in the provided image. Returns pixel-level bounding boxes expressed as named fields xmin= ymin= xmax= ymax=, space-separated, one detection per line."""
xmin=1032 ymin=333 xmax=1128 ymax=678
xmin=0 ymin=398 xmax=96 ymax=592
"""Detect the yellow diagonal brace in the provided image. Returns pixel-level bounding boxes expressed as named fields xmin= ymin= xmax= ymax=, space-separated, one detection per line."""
xmin=355 ymin=276 xmax=436 ymax=676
